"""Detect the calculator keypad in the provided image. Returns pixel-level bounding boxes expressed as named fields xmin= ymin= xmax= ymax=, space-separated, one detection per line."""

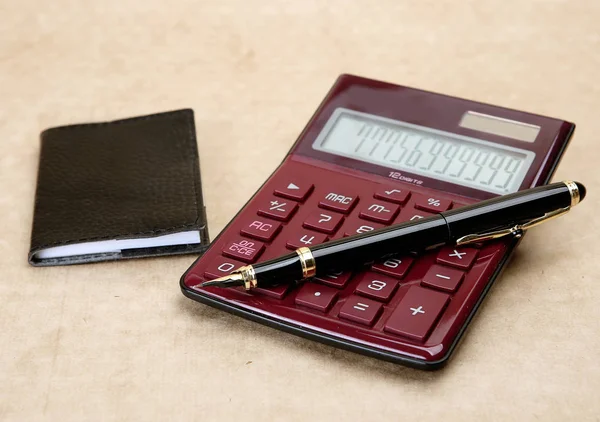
xmin=184 ymin=160 xmax=512 ymax=364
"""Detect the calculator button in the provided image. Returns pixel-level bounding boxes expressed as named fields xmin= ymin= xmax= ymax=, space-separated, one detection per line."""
xmin=421 ymin=264 xmax=465 ymax=293
xmin=274 ymin=181 xmax=314 ymax=202
xmin=240 ymin=219 xmax=282 ymax=242
xmin=343 ymin=219 xmax=385 ymax=237
xmin=222 ymin=238 xmax=265 ymax=263
xmin=314 ymin=270 xmax=352 ymax=288
xmin=372 ymin=257 xmax=414 ymax=279
xmin=338 ymin=296 xmax=383 ymax=326
xmin=397 ymin=208 xmax=434 ymax=223
xmin=257 ymin=196 xmax=299 ymax=221
xmin=436 ymin=247 xmax=478 ymax=270
xmin=204 ymin=256 xmax=244 ymax=280
xmin=384 ymin=286 xmax=450 ymax=341
xmin=374 ymin=186 xmax=411 ymax=204
xmin=286 ymin=231 xmax=328 ymax=250
xmin=254 ymin=284 xmax=292 ymax=300
xmin=355 ymin=272 xmax=399 ymax=302
xmin=303 ymin=210 xmax=344 ymax=234
xmin=295 ymin=283 xmax=338 ymax=312
xmin=414 ymin=196 xmax=452 ymax=213
xmin=358 ymin=201 xmax=400 ymax=224
xmin=318 ymin=190 xmax=358 ymax=214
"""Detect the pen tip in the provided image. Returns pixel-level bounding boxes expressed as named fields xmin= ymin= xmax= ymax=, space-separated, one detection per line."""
xmin=200 ymin=273 xmax=245 ymax=288
xmin=575 ymin=182 xmax=586 ymax=202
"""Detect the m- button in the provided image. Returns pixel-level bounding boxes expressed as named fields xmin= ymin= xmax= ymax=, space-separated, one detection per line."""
xmin=359 ymin=201 xmax=400 ymax=224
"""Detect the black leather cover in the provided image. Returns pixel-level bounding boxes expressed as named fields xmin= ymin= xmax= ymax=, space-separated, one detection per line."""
xmin=29 ymin=109 xmax=209 ymax=266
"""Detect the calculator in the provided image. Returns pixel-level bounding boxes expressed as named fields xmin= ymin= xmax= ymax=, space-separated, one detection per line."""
xmin=180 ymin=75 xmax=575 ymax=369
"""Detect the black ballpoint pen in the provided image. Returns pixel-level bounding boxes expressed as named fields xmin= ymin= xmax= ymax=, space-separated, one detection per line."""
xmin=201 ymin=180 xmax=587 ymax=290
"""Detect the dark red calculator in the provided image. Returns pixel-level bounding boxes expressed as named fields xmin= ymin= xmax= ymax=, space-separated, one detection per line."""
xmin=181 ymin=75 xmax=575 ymax=369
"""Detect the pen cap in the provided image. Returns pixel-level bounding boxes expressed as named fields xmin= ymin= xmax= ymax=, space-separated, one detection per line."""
xmin=441 ymin=182 xmax=573 ymax=239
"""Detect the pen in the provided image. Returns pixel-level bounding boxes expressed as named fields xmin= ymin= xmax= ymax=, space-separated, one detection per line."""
xmin=201 ymin=180 xmax=587 ymax=290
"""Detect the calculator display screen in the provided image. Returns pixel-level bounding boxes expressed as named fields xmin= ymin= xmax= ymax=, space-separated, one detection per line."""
xmin=312 ymin=108 xmax=536 ymax=195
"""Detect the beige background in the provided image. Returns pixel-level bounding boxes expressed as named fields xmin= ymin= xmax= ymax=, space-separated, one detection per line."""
xmin=1 ymin=1 xmax=600 ymax=420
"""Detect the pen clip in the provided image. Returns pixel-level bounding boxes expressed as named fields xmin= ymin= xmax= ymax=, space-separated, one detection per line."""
xmin=455 ymin=207 xmax=570 ymax=246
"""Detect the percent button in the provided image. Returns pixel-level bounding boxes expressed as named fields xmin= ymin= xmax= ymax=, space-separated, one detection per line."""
xmin=414 ymin=196 xmax=452 ymax=213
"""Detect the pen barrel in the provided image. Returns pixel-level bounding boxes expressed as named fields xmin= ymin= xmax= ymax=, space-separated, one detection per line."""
xmin=441 ymin=181 xmax=573 ymax=239
xmin=253 ymin=253 xmax=304 ymax=287
xmin=310 ymin=215 xmax=450 ymax=276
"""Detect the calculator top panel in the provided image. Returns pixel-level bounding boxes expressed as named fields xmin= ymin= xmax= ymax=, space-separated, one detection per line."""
xmin=291 ymin=74 xmax=574 ymax=200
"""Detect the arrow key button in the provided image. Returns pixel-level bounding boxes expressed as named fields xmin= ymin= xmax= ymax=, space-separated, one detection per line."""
xmin=274 ymin=180 xmax=314 ymax=202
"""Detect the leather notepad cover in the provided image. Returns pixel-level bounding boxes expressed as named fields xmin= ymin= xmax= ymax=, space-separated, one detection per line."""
xmin=29 ymin=109 xmax=209 ymax=266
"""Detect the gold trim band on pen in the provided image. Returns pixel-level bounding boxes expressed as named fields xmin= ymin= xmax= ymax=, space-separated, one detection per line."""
xmin=564 ymin=180 xmax=580 ymax=207
xmin=296 ymin=247 xmax=316 ymax=279
xmin=234 ymin=265 xmax=257 ymax=290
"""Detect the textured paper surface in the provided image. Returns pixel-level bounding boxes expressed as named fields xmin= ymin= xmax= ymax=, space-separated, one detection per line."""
xmin=1 ymin=1 xmax=599 ymax=420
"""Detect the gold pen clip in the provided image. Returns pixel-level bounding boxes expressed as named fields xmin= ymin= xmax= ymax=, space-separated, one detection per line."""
xmin=455 ymin=207 xmax=570 ymax=246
